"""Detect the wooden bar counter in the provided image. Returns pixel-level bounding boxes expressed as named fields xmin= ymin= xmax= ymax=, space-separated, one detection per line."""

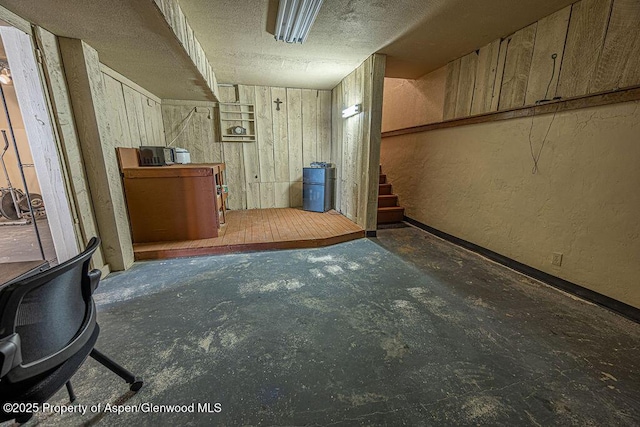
xmin=121 ymin=163 xmax=226 ymax=243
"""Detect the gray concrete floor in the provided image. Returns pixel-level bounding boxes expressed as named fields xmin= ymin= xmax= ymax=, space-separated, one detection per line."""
xmin=22 ymin=225 xmax=640 ymax=426
xmin=0 ymin=217 xmax=56 ymax=264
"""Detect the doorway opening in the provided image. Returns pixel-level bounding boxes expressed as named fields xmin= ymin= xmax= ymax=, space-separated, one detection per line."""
xmin=0 ymin=19 xmax=56 ymax=265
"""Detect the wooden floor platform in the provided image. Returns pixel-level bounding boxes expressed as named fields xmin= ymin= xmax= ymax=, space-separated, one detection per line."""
xmin=133 ymin=208 xmax=365 ymax=261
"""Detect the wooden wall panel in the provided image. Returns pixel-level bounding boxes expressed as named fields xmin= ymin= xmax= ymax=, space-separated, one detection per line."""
xmin=454 ymin=52 xmax=479 ymax=118
xmin=59 ymin=38 xmax=134 ymax=270
xmin=354 ymin=61 xmax=368 ymax=223
xmin=238 ymin=85 xmax=260 ymax=209
xmin=525 ymin=6 xmax=571 ymax=104
xmin=331 ymin=87 xmax=343 ymax=211
xmin=218 ymin=86 xmax=246 ymax=210
xmin=259 ymin=182 xmax=275 ymax=208
xmin=103 ymin=74 xmax=131 ymax=148
xmin=490 ymin=36 xmax=511 ymax=112
xmin=331 ymin=54 xmax=385 ymax=230
xmin=557 ymin=0 xmax=613 ymax=98
xmin=287 ymin=88 xmax=303 ymax=185
xmin=274 ymin=182 xmax=290 ymax=208
xmin=386 ymin=0 xmax=639 ymax=133
xmin=161 ymin=84 xmax=330 ymax=210
xmin=364 ymin=54 xmax=386 ymax=231
xmin=591 ymin=0 xmax=640 ymax=92
xmin=271 ymin=87 xmax=290 ymax=183
xmin=255 ymin=86 xmax=276 ymax=183
xmin=144 ymin=98 xmax=164 ymax=145
xmin=472 ymin=39 xmax=501 ymax=115
xmin=318 ymin=90 xmax=332 ymax=162
xmin=35 ymin=28 xmax=107 ymax=271
xmin=246 ymin=182 xmax=260 ymax=209
xmin=290 ymin=181 xmax=303 ymax=208
xmin=302 ymin=89 xmax=319 ymax=167
xmin=499 ymin=23 xmax=537 ymax=110
xmin=443 ymin=59 xmax=461 ymax=120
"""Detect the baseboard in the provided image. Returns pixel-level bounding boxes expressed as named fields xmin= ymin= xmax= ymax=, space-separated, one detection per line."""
xmin=403 ymin=216 xmax=640 ymax=324
xmin=366 ymin=230 xmax=377 ymax=238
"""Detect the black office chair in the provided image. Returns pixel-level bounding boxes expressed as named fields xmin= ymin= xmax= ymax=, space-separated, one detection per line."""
xmin=0 ymin=237 xmax=143 ymax=423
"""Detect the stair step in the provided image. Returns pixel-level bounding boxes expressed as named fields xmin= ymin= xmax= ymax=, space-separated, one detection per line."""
xmin=379 ymin=183 xmax=392 ymax=195
xmin=379 ymin=174 xmax=387 ymax=184
xmin=378 ymin=194 xmax=398 ymax=207
xmin=377 ymin=206 xmax=405 ymax=224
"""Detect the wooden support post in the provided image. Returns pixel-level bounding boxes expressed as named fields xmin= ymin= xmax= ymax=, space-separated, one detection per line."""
xmin=58 ymin=38 xmax=134 ymax=271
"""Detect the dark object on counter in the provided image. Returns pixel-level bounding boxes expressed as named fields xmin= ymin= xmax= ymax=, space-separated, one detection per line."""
xmin=138 ymin=146 xmax=175 ymax=166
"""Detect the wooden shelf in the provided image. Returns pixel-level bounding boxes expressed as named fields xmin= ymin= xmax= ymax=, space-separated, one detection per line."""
xmin=219 ymin=102 xmax=256 ymax=142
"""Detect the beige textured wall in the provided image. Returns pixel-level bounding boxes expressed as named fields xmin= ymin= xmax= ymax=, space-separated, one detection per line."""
xmin=380 ymin=101 xmax=640 ymax=308
xmin=382 ymin=67 xmax=446 ymax=133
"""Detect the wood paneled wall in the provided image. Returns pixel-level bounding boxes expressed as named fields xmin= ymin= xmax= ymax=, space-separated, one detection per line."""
xmin=101 ymin=65 xmax=165 ymax=148
xmin=443 ymin=0 xmax=640 ymax=120
xmin=59 ymin=39 xmax=142 ymax=271
xmin=161 ymin=85 xmax=331 ymax=211
xmin=152 ymin=0 xmax=219 ymax=100
xmin=331 ymin=54 xmax=386 ymax=231
xmin=35 ymin=28 xmax=107 ymax=271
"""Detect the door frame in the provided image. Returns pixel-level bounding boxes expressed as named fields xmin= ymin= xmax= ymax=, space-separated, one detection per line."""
xmin=0 ymin=16 xmax=78 ymax=262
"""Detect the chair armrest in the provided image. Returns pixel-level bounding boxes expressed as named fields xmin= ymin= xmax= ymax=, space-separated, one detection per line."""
xmin=88 ymin=269 xmax=102 ymax=295
xmin=0 ymin=333 xmax=22 ymax=377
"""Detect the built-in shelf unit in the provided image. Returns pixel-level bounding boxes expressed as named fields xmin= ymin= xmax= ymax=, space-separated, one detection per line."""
xmin=218 ymin=102 xmax=256 ymax=142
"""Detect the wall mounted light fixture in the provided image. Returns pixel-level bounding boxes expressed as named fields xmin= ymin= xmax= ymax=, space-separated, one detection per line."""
xmin=275 ymin=0 xmax=325 ymax=44
xmin=342 ymin=104 xmax=361 ymax=118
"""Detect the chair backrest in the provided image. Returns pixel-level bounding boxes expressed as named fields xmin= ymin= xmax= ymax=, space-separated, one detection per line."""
xmin=0 ymin=237 xmax=101 ymax=383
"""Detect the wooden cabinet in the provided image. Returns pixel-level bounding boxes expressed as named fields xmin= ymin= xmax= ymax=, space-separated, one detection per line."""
xmin=122 ymin=164 xmax=226 ymax=243
xmin=117 ymin=147 xmax=227 ymax=243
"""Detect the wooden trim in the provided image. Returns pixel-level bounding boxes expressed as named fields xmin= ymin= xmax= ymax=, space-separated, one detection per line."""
xmin=0 ymin=4 xmax=31 ymax=34
xmin=100 ymin=64 xmax=162 ymax=104
xmin=382 ymin=85 xmax=640 ymax=138
xmin=162 ymin=99 xmax=216 ymax=107
xmin=404 ymin=216 xmax=640 ymax=324
xmin=134 ymin=231 xmax=365 ymax=260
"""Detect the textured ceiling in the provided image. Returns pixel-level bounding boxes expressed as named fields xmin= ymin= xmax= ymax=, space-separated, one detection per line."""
xmin=0 ymin=0 xmax=215 ymax=101
xmin=180 ymin=0 xmax=576 ymax=88
xmin=0 ymin=0 xmax=576 ymax=96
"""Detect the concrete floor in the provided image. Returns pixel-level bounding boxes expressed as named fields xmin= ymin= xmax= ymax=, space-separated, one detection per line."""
xmin=22 ymin=225 xmax=640 ymax=426
xmin=0 ymin=217 xmax=56 ymax=264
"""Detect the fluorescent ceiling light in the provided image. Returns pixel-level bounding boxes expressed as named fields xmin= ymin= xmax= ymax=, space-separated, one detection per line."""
xmin=342 ymin=104 xmax=361 ymax=118
xmin=275 ymin=0 xmax=324 ymax=44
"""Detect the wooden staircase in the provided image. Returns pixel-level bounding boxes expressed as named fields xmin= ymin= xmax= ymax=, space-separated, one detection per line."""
xmin=377 ymin=167 xmax=405 ymax=225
